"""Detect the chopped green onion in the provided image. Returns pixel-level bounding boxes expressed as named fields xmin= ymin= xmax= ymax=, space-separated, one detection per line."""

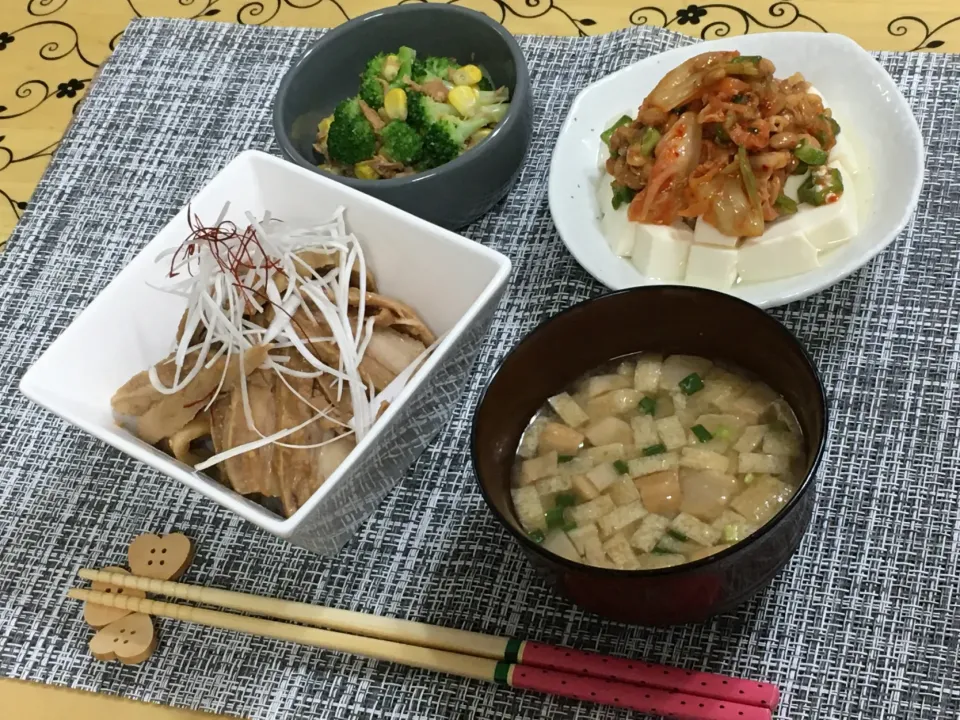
xmin=651 ymin=545 xmax=672 ymax=555
xmin=714 ymin=425 xmax=731 ymax=440
xmin=738 ymin=145 xmax=760 ymax=209
xmin=477 ymin=76 xmax=494 ymax=92
xmin=823 ymin=114 xmax=841 ymax=136
xmin=555 ymin=492 xmax=577 ymax=508
xmin=731 ymin=55 xmax=762 ymax=64
xmin=557 ymin=454 xmax=574 ymax=463
xmin=722 ymin=524 xmax=740 ymax=543
xmin=611 ymin=183 xmax=637 ymax=211
xmin=639 ymin=396 xmax=657 ymax=415
xmin=613 ymin=459 xmax=630 ymax=475
xmin=642 ymin=443 xmax=667 ymax=456
xmin=731 ymin=94 xmax=748 ymax=104
xmin=791 ymin=160 xmax=809 ymax=176
xmin=774 ymin=193 xmax=798 ymax=215
xmin=545 ymin=506 xmax=565 ymax=530
xmin=562 ymin=520 xmax=577 ymax=532
xmin=794 ymin=140 xmax=829 ymax=166
xmin=601 ymin=115 xmax=632 ymax=146
xmin=639 ymin=127 xmax=661 ymax=156
xmin=743 ymin=473 xmax=756 ymax=485
xmin=528 ymin=529 xmax=545 ymax=543
xmin=678 ymin=372 xmax=704 ymax=395
xmin=667 ymin=528 xmax=689 ymax=542
xmin=714 ymin=125 xmax=730 ymax=144
xmin=691 ymin=424 xmax=713 ymax=443
xmin=798 ymin=166 xmax=844 ymax=206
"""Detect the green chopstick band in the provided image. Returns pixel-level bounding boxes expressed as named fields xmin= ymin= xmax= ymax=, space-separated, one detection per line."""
xmin=493 ymin=661 xmax=511 ymax=684
xmin=504 ymin=637 xmax=523 ymax=664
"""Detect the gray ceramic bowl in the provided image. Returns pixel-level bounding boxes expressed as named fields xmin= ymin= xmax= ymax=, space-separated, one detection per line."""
xmin=272 ymin=4 xmax=533 ymax=230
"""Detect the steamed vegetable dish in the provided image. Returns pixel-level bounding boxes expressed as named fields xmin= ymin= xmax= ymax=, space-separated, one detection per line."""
xmin=314 ymin=47 xmax=510 ymax=179
xmin=111 ymin=205 xmax=435 ymax=517
xmin=597 ymin=51 xmax=865 ymax=288
xmin=511 ymin=353 xmax=805 ymax=570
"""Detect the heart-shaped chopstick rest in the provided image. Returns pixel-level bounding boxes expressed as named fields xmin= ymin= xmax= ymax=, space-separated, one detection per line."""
xmin=128 ymin=532 xmax=194 ymax=580
xmin=83 ymin=566 xmax=147 ymax=629
xmin=88 ymin=612 xmax=157 ymax=664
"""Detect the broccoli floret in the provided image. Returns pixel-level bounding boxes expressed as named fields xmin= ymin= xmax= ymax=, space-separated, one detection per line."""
xmin=380 ymin=121 xmax=423 ymax=165
xmin=413 ymin=55 xmax=457 ymax=83
xmin=477 ymin=86 xmax=510 ymax=106
xmin=420 ymin=105 xmax=507 ymax=169
xmin=477 ymin=75 xmax=494 ymax=92
xmin=359 ymin=53 xmax=387 ymax=109
xmin=407 ymin=91 xmax=456 ymax=130
xmin=326 ymin=98 xmax=377 ymax=165
xmin=393 ymin=46 xmax=417 ymax=87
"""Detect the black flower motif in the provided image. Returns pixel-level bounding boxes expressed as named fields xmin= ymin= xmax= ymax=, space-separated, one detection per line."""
xmin=0 ymin=31 xmax=15 ymax=50
xmin=676 ymin=4 xmax=708 ymax=26
xmin=56 ymin=78 xmax=85 ymax=99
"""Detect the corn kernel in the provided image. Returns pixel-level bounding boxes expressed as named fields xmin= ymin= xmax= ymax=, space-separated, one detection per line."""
xmin=316 ymin=115 xmax=334 ymax=140
xmin=354 ymin=162 xmax=378 ymax=180
xmin=383 ymin=88 xmax=408 ymax=121
xmin=382 ymin=54 xmax=400 ymax=82
xmin=451 ymin=64 xmax=483 ymax=86
xmin=469 ymin=128 xmax=493 ymax=146
xmin=448 ymin=85 xmax=479 ymax=117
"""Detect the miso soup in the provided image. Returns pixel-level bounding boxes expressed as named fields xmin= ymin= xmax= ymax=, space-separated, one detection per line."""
xmin=511 ymin=353 xmax=805 ymax=570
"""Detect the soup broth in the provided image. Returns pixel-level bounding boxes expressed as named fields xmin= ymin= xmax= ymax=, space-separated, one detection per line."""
xmin=511 ymin=353 xmax=805 ymax=570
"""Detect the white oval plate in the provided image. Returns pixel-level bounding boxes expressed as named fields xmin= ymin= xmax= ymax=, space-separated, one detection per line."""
xmin=548 ymin=33 xmax=924 ymax=308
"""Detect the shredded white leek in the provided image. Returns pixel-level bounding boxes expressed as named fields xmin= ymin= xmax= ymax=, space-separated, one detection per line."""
xmin=149 ymin=203 xmax=435 ymax=471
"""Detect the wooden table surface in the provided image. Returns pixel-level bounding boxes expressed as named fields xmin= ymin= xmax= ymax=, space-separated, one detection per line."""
xmin=1 ymin=0 xmax=956 ymax=717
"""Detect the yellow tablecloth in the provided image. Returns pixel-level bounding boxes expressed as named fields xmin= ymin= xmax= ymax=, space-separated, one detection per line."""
xmin=0 ymin=0 xmax=956 ymax=717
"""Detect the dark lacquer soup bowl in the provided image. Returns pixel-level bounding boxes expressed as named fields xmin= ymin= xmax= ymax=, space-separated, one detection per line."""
xmin=471 ymin=286 xmax=827 ymax=626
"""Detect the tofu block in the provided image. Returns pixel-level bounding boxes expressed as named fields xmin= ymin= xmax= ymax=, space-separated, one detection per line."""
xmin=571 ymin=474 xmax=600 ymax=501
xmin=586 ymin=389 xmax=641 ymax=420
xmin=565 ymin=494 xmax=616 ymax=526
xmin=669 ymin=512 xmax=722 ymax=547
xmin=597 ymin=501 xmax=648 ymax=539
xmin=584 ymin=417 xmax=633 ymax=447
xmin=581 ymin=530 xmax=613 ymax=567
xmin=635 ymin=468 xmax=682 ymax=517
xmin=558 ymin=455 xmax=597 ymax=476
xmin=770 ymin=160 xmax=859 ymax=253
xmin=734 ymin=425 xmax=768 ymax=453
xmin=566 ymin=523 xmax=600 ymax=556
xmin=512 ymin=486 xmax=546 ymax=531
xmin=632 ymin=223 xmax=693 ymax=282
xmin=699 ymin=369 xmax=751 ymax=410
xmin=730 ymin=383 xmax=779 ymax=420
xmin=829 ymin=134 xmax=859 ymax=177
xmin=517 ymin=417 xmax=548 ymax=459
xmin=616 ymin=360 xmax=636 ymax=379
xmin=547 ymin=392 xmax=589 ymax=427
xmin=602 ymin=533 xmax=639 ymax=569
xmin=633 ymin=353 xmax=663 ymax=393
xmin=596 ymin=173 xmax=615 ymax=211
xmin=601 ymin=207 xmax=637 ymax=257
xmin=730 ymin=474 xmax=794 ymax=524
xmin=690 ymin=414 xmax=746 ymax=444
xmin=542 ymin=530 xmax=581 ymax=562
xmin=711 ymin=510 xmax=755 ymax=543
xmin=685 ymin=243 xmax=739 ymax=291
xmin=586 ymin=462 xmax=621 ymax=493
xmin=655 ymin=415 xmax=687 ymax=450
xmin=628 ymin=452 xmax=680 ymax=478
xmin=535 ymin=474 xmax=573 ymax=499
xmin=660 ymin=355 xmax=713 ymax=391
xmin=629 ymin=513 xmax=671 ymax=552
xmin=583 ymin=443 xmax=627 ymax=464
xmin=679 ymin=447 xmax=731 ymax=473
xmin=738 ymin=230 xmax=819 ymax=284
xmin=608 ymin=475 xmax=642 ymax=506
xmin=583 ymin=374 xmax=632 ymax=398
xmin=520 ymin=451 xmax=559 ymax=485
xmin=738 ymin=453 xmax=790 ymax=475
xmin=693 ymin=217 xmax=739 ymax=248
xmin=631 ymin=415 xmax=659 ymax=447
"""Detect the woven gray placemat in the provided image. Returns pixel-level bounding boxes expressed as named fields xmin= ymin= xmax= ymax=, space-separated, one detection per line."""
xmin=1 ymin=17 xmax=958 ymax=720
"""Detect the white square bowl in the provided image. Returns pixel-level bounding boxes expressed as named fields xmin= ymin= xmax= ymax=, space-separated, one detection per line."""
xmin=549 ymin=33 xmax=925 ymax=308
xmin=19 ymin=150 xmax=511 ymax=555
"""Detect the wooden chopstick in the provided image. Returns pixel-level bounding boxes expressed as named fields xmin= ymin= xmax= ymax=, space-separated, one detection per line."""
xmin=69 ymin=588 xmax=770 ymax=720
xmin=77 ymin=568 xmax=778 ymax=710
